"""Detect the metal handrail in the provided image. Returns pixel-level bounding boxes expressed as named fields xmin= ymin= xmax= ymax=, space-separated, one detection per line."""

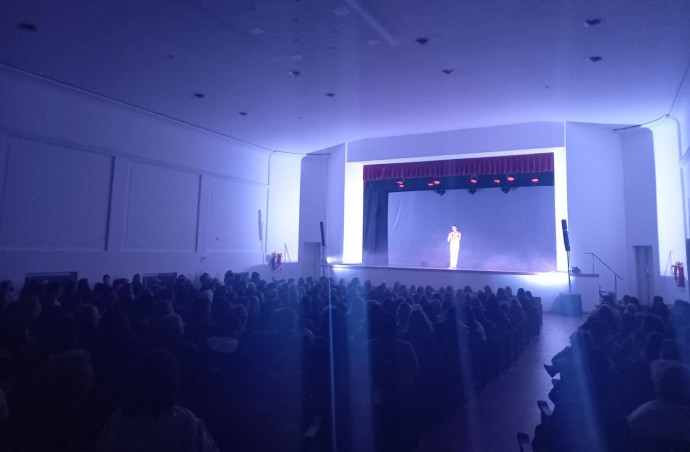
xmin=585 ymin=252 xmax=623 ymax=298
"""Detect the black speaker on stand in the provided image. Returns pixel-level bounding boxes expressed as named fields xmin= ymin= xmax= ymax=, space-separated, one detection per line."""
xmin=557 ymin=219 xmax=582 ymax=316
xmin=319 ymin=221 xmax=326 ymax=278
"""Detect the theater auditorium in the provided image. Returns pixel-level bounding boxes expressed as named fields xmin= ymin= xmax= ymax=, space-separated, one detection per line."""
xmin=1 ymin=1 xmax=690 ymax=451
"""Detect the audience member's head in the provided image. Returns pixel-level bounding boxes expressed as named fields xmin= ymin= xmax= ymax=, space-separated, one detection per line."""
xmin=125 ymin=349 xmax=180 ymax=417
xmin=651 ymin=360 xmax=690 ymax=404
xmin=152 ymin=313 xmax=184 ymax=343
xmin=270 ymin=307 xmax=298 ymax=334
xmin=213 ymin=315 xmax=244 ymax=339
xmin=407 ymin=308 xmax=434 ymax=336
xmin=34 ymin=349 xmax=93 ymax=404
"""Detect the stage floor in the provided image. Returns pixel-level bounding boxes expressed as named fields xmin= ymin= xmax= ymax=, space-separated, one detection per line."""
xmin=329 ymin=263 xmax=601 ymax=313
xmin=331 ymin=263 xmax=549 ymax=276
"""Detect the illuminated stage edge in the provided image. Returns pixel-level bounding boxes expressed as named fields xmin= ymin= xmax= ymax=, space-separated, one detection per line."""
xmin=329 ymin=264 xmax=601 ymax=313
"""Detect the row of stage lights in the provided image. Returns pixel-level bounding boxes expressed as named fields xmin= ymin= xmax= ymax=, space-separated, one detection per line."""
xmin=395 ymin=175 xmax=539 ymax=188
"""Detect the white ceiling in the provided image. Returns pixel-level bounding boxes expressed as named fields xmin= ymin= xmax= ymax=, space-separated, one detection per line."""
xmin=1 ymin=0 xmax=690 ymax=153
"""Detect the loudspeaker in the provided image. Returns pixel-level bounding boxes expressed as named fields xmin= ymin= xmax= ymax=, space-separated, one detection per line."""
xmin=557 ymin=292 xmax=582 ymax=317
xmin=561 ymin=219 xmax=570 ymax=252
xmin=319 ymin=221 xmax=325 ymax=247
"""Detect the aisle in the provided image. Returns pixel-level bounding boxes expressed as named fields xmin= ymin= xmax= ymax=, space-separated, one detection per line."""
xmin=420 ymin=313 xmax=583 ymax=451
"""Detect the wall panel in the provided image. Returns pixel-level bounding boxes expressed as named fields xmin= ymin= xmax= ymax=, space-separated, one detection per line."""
xmin=207 ymin=176 xmax=266 ymax=254
xmin=124 ymin=161 xmax=200 ymax=251
xmin=0 ymin=137 xmax=112 ymax=250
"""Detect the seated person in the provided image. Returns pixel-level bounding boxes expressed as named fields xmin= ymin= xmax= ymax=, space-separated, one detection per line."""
xmin=627 ymin=360 xmax=690 ymax=443
xmin=97 ymin=349 xmax=218 ymax=452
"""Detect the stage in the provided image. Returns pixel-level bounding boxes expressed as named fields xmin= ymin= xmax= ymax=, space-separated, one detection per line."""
xmin=254 ymin=261 xmax=602 ymax=313
xmin=328 ymin=264 xmax=601 ymax=313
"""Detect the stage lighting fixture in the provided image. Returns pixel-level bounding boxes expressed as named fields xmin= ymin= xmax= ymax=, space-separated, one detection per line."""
xmin=506 ymin=175 xmax=515 ymax=182
xmin=501 ymin=186 xmax=510 ymax=194
xmin=470 ymin=175 xmax=478 ymax=184
xmin=433 ymin=180 xmax=440 ymax=185
xmin=398 ymin=184 xmax=405 ymax=188
xmin=493 ymin=179 xmax=501 ymax=184
xmin=531 ymin=178 xmax=539 ymax=183
xmin=427 ymin=182 xmax=434 ymax=187
xmin=397 ymin=180 xmax=404 ymax=185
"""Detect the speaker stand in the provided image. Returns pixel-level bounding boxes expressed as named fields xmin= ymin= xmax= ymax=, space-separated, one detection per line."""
xmin=566 ymin=250 xmax=572 ymax=293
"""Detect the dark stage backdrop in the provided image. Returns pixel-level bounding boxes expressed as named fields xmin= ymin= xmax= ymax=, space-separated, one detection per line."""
xmin=387 ymin=187 xmax=556 ymax=271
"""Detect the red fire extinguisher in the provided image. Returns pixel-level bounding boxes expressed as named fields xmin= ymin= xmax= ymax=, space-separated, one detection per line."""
xmin=672 ymin=262 xmax=685 ymax=288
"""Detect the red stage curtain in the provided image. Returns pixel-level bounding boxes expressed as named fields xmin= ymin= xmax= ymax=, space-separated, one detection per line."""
xmin=363 ymin=153 xmax=554 ymax=181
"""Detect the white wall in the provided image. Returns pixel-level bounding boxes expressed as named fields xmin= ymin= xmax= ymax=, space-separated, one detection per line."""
xmin=648 ymin=118 xmax=688 ymax=301
xmin=0 ymin=65 xmax=302 ymax=285
xmin=265 ymin=153 xmax=303 ymax=262
xmin=325 ymin=144 xmax=346 ymax=261
xmin=298 ymin=155 xmax=328 ymax=245
xmin=346 ymin=122 xmax=565 ymax=162
xmin=342 ymin=161 xmax=363 ymax=264
xmin=565 ymin=123 xmax=628 ymax=295
xmin=620 ymin=128 xmax=659 ymax=300
xmin=297 ymin=154 xmax=328 ymax=277
xmin=294 ymin=144 xmax=346 ymax=272
xmin=672 ymin=76 xmax=690 ymax=157
xmin=672 ymin=72 xmax=690 ymax=302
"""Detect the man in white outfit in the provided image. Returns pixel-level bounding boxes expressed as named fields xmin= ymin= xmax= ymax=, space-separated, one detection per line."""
xmin=447 ymin=225 xmax=462 ymax=269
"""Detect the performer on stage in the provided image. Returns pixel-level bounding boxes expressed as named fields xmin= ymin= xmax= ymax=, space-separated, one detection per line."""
xmin=447 ymin=225 xmax=461 ymax=269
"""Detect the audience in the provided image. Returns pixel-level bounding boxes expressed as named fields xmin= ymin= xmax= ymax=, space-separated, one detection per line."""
xmin=534 ymin=294 xmax=690 ymax=452
xmin=0 ymin=270 xmax=544 ymax=450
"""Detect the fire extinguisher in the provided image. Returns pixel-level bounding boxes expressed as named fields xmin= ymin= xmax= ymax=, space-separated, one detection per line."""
xmin=672 ymin=262 xmax=685 ymax=288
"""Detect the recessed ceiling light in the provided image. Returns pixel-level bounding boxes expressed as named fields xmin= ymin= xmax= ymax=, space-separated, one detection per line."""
xmin=415 ymin=37 xmax=429 ymax=45
xmin=249 ymin=27 xmax=264 ymax=35
xmin=19 ymin=23 xmax=37 ymax=32
xmin=290 ymin=54 xmax=304 ymax=61
xmin=442 ymin=69 xmax=453 ymax=75
xmin=326 ymin=93 xmax=335 ymax=97
xmin=239 ymin=112 xmax=248 ymax=116
xmin=288 ymin=70 xmax=302 ymax=77
xmin=586 ymin=56 xmax=603 ymax=62
xmin=194 ymin=93 xmax=205 ymax=98
xmin=584 ymin=18 xmax=603 ymax=27
xmin=333 ymin=6 xmax=350 ymax=16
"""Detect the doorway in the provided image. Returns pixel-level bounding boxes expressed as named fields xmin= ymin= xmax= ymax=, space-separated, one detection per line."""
xmin=634 ymin=246 xmax=653 ymax=305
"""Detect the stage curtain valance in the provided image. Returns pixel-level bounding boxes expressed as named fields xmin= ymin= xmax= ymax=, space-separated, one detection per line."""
xmin=363 ymin=153 xmax=554 ymax=181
